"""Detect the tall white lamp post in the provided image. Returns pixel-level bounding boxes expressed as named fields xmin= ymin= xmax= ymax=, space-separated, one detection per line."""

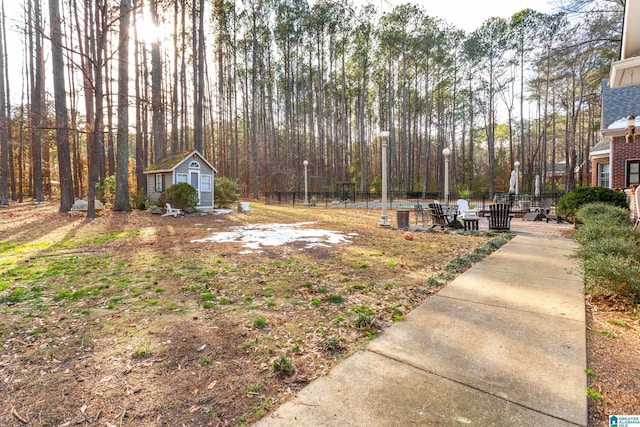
xmin=443 ymin=147 xmax=451 ymax=204
xmin=514 ymin=161 xmax=520 ymax=195
xmin=303 ymin=159 xmax=309 ymax=206
xmin=379 ymin=131 xmax=390 ymax=227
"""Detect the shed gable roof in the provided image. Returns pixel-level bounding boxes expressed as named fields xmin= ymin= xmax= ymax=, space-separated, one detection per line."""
xmin=143 ymin=150 xmax=218 ymax=174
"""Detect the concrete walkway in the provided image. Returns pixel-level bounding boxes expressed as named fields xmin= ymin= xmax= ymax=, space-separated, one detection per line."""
xmin=254 ymin=224 xmax=586 ymax=427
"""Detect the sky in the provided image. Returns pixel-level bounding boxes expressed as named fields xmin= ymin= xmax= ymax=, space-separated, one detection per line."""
xmin=369 ymin=0 xmax=554 ymax=32
xmin=0 ymin=0 xmax=555 ymax=105
xmin=1 ymin=0 xmax=556 ymax=52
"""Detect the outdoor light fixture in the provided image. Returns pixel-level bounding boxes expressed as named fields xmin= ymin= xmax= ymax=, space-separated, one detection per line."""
xmin=443 ymin=147 xmax=451 ymax=204
xmin=626 ymin=115 xmax=636 ymax=143
xmin=379 ymin=131 xmax=390 ymax=227
xmin=303 ymin=160 xmax=309 ymax=206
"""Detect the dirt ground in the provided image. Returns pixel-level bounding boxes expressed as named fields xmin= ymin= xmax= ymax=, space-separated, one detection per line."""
xmin=0 ymin=201 xmax=638 ymax=426
xmin=586 ymin=293 xmax=640 ymax=426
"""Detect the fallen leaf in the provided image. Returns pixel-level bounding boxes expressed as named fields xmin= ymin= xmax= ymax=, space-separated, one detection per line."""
xmin=207 ymin=380 xmax=217 ymax=390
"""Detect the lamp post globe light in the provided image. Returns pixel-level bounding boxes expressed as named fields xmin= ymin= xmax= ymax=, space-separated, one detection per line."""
xmin=442 ymin=147 xmax=451 ymax=205
xmin=303 ymin=159 xmax=309 ymax=206
xmin=379 ymin=131 xmax=390 ymax=227
xmin=514 ymin=161 xmax=520 ymax=195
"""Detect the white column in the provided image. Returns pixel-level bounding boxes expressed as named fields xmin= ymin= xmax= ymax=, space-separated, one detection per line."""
xmin=379 ymin=131 xmax=390 ymax=227
xmin=303 ymin=160 xmax=309 ymax=206
xmin=443 ymin=147 xmax=451 ymax=204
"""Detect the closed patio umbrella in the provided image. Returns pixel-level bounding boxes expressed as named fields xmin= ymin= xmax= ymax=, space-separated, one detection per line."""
xmin=509 ymin=170 xmax=516 ymax=194
xmin=535 ymin=175 xmax=541 ymax=197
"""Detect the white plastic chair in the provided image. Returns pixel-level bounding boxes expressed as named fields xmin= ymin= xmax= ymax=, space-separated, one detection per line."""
xmin=456 ymin=199 xmax=479 ymax=219
xmin=163 ymin=203 xmax=183 ymax=217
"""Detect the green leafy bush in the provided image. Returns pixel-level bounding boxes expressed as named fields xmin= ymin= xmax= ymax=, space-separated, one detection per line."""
xmin=158 ymin=182 xmax=198 ymax=211
xmin=96 ymin=175 xmax=116 ymax=204
xmin=214 ymin=177 xmax=240 ymax=208
xmin=581 ymin=253 xmax=640 ymax=298
xmin=573 ymin=202 xmax=640 ymax=301
xmin=130 ymin=189 xmax=149 ymax=210
xmin=575 ymin=202 xmax=631 ymax=227
xmin=558 ymin=187 xmax=628 ymax=222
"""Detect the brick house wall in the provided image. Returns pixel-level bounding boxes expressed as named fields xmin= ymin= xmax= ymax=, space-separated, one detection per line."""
xmin=611 ymin=135 xmax=640 ymax=189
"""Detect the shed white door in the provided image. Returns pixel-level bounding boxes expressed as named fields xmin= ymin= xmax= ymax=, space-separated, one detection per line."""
xmin=190 ymin=171 xmax=200 ymax=204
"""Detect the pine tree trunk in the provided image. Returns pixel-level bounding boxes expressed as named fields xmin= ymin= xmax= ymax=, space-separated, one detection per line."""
xmin=30 ymin=0 xmax=45 ymax=203
xmin=49 ymin=0 xmax=74 ymax=213
xmin=114 ymin=0 xmax=131 ymax=211
xmin=0 ymin=4 xmax=8 ymax=206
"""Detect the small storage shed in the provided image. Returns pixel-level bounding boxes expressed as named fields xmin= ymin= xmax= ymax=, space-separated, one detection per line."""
xmin=144 ymin=150 xmax=217 ymax=211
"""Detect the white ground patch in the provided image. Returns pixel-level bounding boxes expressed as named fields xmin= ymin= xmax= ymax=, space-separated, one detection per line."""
xmin=192 ymin=222 xmax=357 ymax=253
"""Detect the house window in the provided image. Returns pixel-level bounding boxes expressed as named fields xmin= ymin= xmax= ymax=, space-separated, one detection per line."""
xmin=201 ymin=174 xmax=212 ymax=192
xmin=155 ymin=174 xmax=165 ymax=192
xmin=627 ymin=160 xmax=640 ymax=186
xmin=598 ymin=163 xmax=609 ymax=188
xmin=189 ymin=161 xmax=201 ymax=169
xmin=176 ymin=173 xmax=188 ymax=184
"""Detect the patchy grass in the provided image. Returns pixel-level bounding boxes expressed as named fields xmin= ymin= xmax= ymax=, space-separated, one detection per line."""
xmin=0 ymin=202 xmax=498 ymax=426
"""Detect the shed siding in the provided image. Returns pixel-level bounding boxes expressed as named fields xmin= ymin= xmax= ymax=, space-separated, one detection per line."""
xmin=145 ymin=151 xmax=216 ymax=210
xmin=175 ymin=161 xmax=191 ymax=176
xmin=175 ymin=157 xmax=215 ymax=208
xmin=200 ymin=190 xmax=213 ymax=206
xmin=147 ymin=172 xmax=174 ymax=203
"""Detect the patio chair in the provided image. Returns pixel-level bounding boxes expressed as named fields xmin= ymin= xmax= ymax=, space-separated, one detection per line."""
xmin=163 ymin=203 xmax=184 ymax=217
xmin=428 ymin=202 xmax=451 ymax=229
xmin=456 ymin=199 xmax=479 ymax=219
xmin=488 ymin=203 xmax=512 ymax=231
xmin=414 ymin=204 xmax=428 ymax=228
xmin=523 ymin=198 xmax=549 ymax=221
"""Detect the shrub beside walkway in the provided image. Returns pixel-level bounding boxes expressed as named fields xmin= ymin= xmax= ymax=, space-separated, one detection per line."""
xmin=254 ymin=225 xmax=586 ymax=426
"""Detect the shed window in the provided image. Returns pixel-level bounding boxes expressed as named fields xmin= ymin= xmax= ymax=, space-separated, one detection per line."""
xmin=201 ymin=174 xmax=212 ymax=191
xmin=176 ymin=173 xmax=188 ymax=184
xmin=155 ymin=174 xmax=165 ymax=192
xmin=189 ymin=161 xmax=201 ymax=169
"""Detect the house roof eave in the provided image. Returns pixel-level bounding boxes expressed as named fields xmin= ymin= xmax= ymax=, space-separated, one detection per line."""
xmin=621 ymin=0 xmax=640 ymax=60
xmin=609 ymin=56 xmax=640 ymax=88
xmin=610 ymin=0 xmax=640 ymax=88
xmin=142 ymin=169 xmax=172 ymax=175
xmin=589 ymin=150 xmax=611 ymax=160
xmin=602 ymin=128 xmax=629 ymax=138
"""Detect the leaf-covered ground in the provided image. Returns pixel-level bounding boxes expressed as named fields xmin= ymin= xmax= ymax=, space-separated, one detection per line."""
xmin=1 ymin=202 xmax=494 ymax=426
xmin=1 ymin=201 xmax=638 ymax=426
